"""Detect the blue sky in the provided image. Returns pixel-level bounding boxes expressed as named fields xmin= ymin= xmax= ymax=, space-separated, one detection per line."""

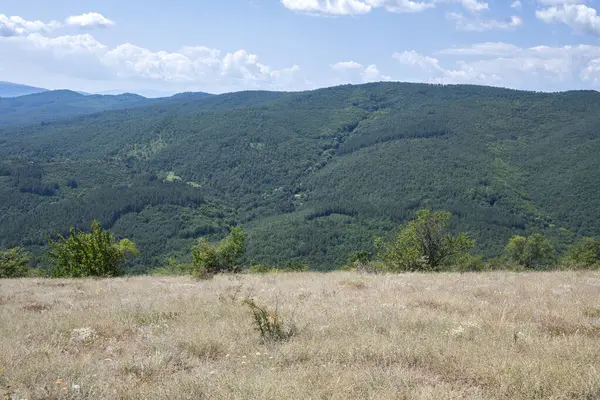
xmin=1 ymin=0 xmax=600 ymax=96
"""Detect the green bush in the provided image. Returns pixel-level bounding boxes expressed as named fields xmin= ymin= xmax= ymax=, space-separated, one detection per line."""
xmin=48 ymin=220 xmax=139 ymax=277
xmin=282 ymin=261 xmax=310 ymax=272
xmin=0 ymin=247 xmax=31 ymax=278
xmin=247 ymin=263 xmax=276 ymax=274
xmin=191 ymin=227 xmax=245 ymax=278
xmin=375 ymin=209 xmax=475 ymax=271
xmin=242 ymin=299 xmax=296 ymax=342
xmin=151 ymin=257 xmax=192 ymax=276
xmin=505 ymin=233 xmax=556 ymax=269
xmin=454 ymin=254 xmax=487 ymax=272
xmin=566 ymin=237 xmax=600 ymax=268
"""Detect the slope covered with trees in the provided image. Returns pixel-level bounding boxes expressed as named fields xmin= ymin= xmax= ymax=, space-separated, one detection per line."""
xmin=0 ymin=82 xmax=598 ymax=270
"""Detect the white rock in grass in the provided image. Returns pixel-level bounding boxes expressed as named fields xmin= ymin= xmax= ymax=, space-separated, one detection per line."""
xmin=71 ymin=327 xmax=97 ymax=342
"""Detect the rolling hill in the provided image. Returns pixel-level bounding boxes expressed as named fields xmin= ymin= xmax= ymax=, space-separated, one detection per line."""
xmin=0 ymin=81 xmax=48 ymax=98
xmin=0 ymin=82 xmax=598 ymax=270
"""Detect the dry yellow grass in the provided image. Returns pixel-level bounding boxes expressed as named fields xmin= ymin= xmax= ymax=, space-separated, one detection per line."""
xmin=2 ymin=271 xmax=600 ymax=399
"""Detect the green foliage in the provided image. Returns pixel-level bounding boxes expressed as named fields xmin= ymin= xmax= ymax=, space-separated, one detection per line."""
xmin=566 ymin=237 xmax=600 ymax=268
xmin=282 ymin=262 xmax=310 ymax=272
xmin=48 ymin=220 xmax=139 ymax=277
xmin=247 ymin=263 xmax=277 ymax=274
xmin=0 ymin=247 xmax=31 ymax=278
xmin=151 ymin=257 xmax=192 ymax=276
xmin=191 ymin=227 xmax=245 ymax=277
xmin=454 ymin=254 xmax=488 ymax=272
xmin=347 ymin=251 xmax=372 ymax=265
xmin=1 ymin=82 xmax=600 ymax=270
xmin=376 ymin=209 xmax=475 ymax=271
xmin=242 ymin=299 xmax=296 ymax=342
xmin=505 ymin=234 xmax=556 ymax=269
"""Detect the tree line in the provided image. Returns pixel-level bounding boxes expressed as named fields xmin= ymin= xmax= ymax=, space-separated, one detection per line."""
xmin=1 ymin=208 xmax=599 ymax=279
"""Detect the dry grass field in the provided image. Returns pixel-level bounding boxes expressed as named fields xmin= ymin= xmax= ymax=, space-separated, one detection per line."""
xmin=2 ymin=271 xmax=600 ymax=400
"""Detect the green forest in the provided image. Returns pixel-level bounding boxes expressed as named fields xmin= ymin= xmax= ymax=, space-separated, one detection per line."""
xmin=1 ymin=82 xmax=599 ymax=272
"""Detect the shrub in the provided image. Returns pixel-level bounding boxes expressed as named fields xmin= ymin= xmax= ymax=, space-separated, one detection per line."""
xmin=191 ymin=227 xmax=245 ymax=278
xmin=0 ymin=247 xmax=31 ymax=278
xmin=247 ymin=263 xmax=276 ymax=274
xmin=151 ymin=257 xmax=192 ymax=276
xmin=283 ymin=262 xmax=309 ymax=272
xmin=566 ymin=237 xmax=600 ymax=268
xmin=454 ymin=254 xmax=487 ymax=272
xmin=48 ymin=220 xmax=139 ymax=277
xmin=347 ymin=251 xmax=372 ymax=265
xmin=505 ymin=233 xmax=556 ymax=269
xmin=242 ymin=298 xmax=296 ymax=342
xmin=375 ymin=209 xmax=475 ymax=271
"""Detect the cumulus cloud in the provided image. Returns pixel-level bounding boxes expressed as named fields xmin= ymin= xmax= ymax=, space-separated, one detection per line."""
xmin=0 ymin=30 xmax=304 ymax=91
xmin=66 ymin=12 xmax=115 ymax=28
xmin=511 ymin=1 xmax=522 ymax=9
xmin=331 ymin=60 xmax=391 ymax=82
xmin=536 ymin=0 xmax=585 ymax=5
xmin=536 ymin=3 xmax=600 ymax=36
xmin=0 ymin=14 xmax=61 ymax=37
xmin=450 ymin=0 xmax=488 ymax=13
xmin=393 ymin=43 xmax=600 ymax=90
xmin=437 ymin=42 xmax=522 ymax=56
xmin=447 ymin=12 xmax=523 ymax=31
xmin=331 ymin=61 xmax=364 ymax=69
xmin=282 ymin=0 xmax=500 ymax=16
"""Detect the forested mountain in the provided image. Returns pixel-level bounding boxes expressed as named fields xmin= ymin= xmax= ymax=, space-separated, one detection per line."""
xmin=0 ymin=81 xmax=47 ymax=98
xmin=0 ymin=90 xmax=157 ymax=127
xmin=0 ymin=82 xmax=598 ymax=270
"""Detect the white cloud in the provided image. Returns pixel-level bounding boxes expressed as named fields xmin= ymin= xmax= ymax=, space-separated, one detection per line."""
xmin=536 ymin=4 xmax=600 ymax=36
xmin=393 ymin=50 xmax=442 ymax=71
xmin=447 ymin=12 xmax=523 ymax=31
xmin=452 ymin=0 xmax=488 ymax=13
xmin=372 ymin=0 xmax=436 ymax=13
xmin=66 ymin=12 xmax=115 ymax=28
xmin=580 ymin=58 xmax=600 ymax=83
xmin=362 ymin=64 xmax=390 ymax=81
xmin=331 ymin=60 xmax=364 ymax=69
xmin=511 ymin=1 xmax=522 ymax=9
xmin=536 ymin=0 xmax=585 ymax=5
xmin=0 ymin=31 xmax=304 ymax=91
xmin=280 ymin=0 xmax=374 ymax=15
xmin=280 ymin=0 xmax=488 ymax=15
xmin=438 ymin=42 xmax=522 ymax=56
xmin=394 ymin=43 xmax=600 ymax=90
xmin=0 ymin=14 xmax=61 ymax=37
xmin=331 ymin=60 xmax=391 ymax=82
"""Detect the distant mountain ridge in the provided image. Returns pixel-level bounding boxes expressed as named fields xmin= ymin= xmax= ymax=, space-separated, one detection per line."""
xmin=0 ymin=89 xmax=156 ymax=128
xmin=0 ymin=81 xmax=48 ymax=98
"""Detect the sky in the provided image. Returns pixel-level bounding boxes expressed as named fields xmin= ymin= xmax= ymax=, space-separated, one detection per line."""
xmin=1 ymin=0 xmax=600 ymax=96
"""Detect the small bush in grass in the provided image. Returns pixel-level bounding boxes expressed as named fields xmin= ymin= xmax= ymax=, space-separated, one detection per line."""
xmin=152 ymin=257 xmax=192 ymax=276
xmin=283 ymin=262 xmax=309 ymax=272
xmin=0 ymin=247 xmax=31 ymax=278
xmin=48 ymin=220 xmax=139 ymax=277
xmin=243 ymin=298 xmax=296 ymax=342
xmin=454 ymin=254 xmax=488 ymax=272
xmin=566 ymin=237 xmax=600 ymax=268
xmin=191 ymin=227 xmax=245 ymax=278
xmin=376 ymin=209 xmax=475 ymax=271
xmin=247 ymin=263 xmax=276 ymax=274
xmin=505 ymin=233 xmax=556 ymax=269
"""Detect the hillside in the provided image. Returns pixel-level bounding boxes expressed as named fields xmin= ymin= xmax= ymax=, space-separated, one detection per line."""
xmin=0 ymin=90 xmax=158 ymax=128
xmin=0 ymin=82 xmax=599 ymax=270
xmin=0 ymin=81 xmax=47 ymax=98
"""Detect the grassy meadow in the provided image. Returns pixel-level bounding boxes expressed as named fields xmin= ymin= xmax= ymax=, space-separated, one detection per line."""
xmin=2 ymin=271 xmax=600 ymax=399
